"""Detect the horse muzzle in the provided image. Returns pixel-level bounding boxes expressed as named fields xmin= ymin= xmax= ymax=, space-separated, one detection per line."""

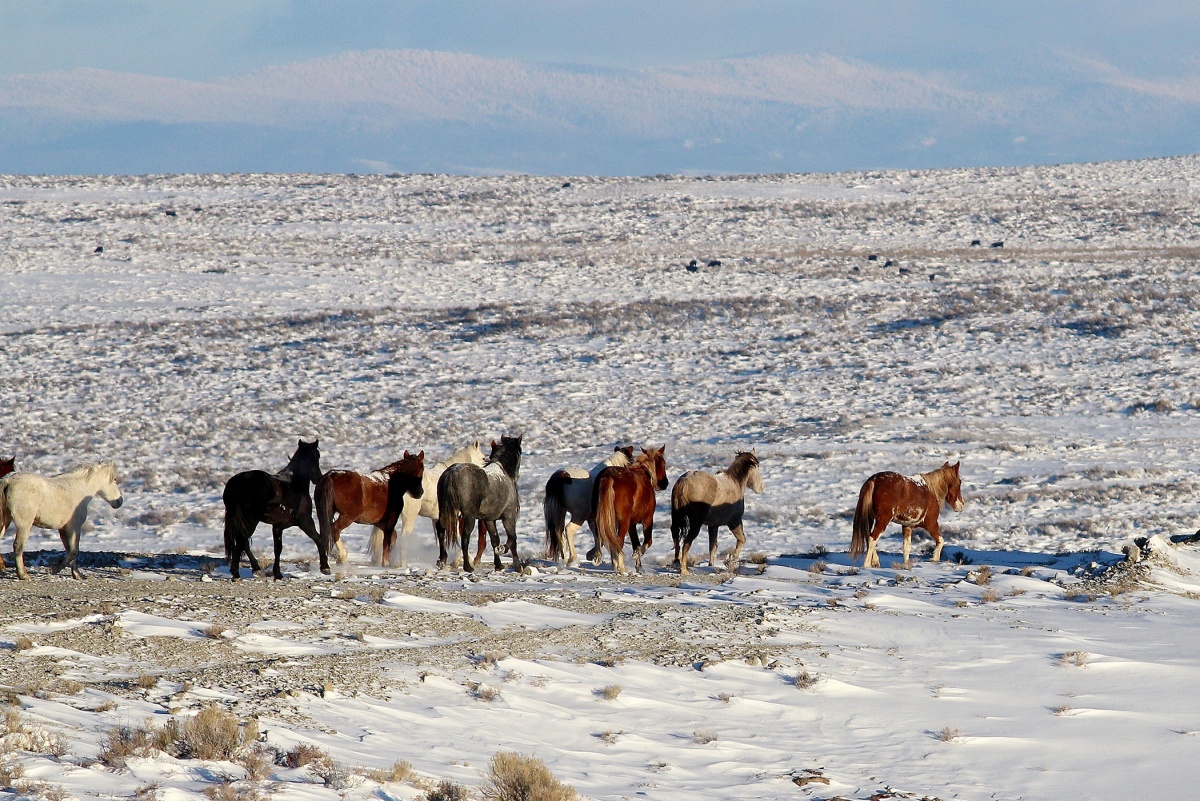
xmin=110 ymin=497 xmax=124 ymax=509
xmin=952 ymin=499 xmax=965 ymax=512
xmin=657 ymin=478 xmax=669 ymax=491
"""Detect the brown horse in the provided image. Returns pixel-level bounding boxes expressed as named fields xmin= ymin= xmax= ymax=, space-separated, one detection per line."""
xmin=589 ymin=446 xmax=668 ymax=574
xmin=0 ymin=457 xmax=13 ymax=480
xmin=315 ymin=451 xmax=425 ymax=564
xmin=850 ymin=461 xmax=964 ymax=567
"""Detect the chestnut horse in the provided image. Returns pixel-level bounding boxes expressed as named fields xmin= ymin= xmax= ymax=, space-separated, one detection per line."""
xmin=316 ymin=451 xmax=425 ymax=565
xmin=543 ymin=445 xmax=635 ymax=565
xmin=850 ymin=461 xmax=964 ymax=568
xmin=671 ymin=451 xmax=763 ymax=575
xmin=589 ymin=446 xmax=668 ymax=574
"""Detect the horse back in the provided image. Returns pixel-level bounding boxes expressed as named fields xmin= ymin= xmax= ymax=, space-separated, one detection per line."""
xmin=868 ymin=471 xmax=937 ymax=523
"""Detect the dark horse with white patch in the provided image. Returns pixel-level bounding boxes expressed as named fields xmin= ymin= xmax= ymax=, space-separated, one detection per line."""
xmin=222 ymin=439 xmax=329 ymax=580
xmin=670 ymin=450 xmax=763 ymax=575
xmin=436 ymin=435 xmax=522 ymax=572
xmin=850 ymin=461 xmax=964 ymax=567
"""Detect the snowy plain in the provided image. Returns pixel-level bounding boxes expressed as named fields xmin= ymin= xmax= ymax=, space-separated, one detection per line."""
xmin=3 ymin=158 xmax=1200 ymax=799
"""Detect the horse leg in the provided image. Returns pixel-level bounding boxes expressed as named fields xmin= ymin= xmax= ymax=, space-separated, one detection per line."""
xmin=272 ymin=524 xmax=285 ymax=580
xmin=629 ymin=523 xmax=643 ymax=573
xmin=298 ymin=513 xmax=330 ymax=576
xmin=13 ymin=520 xmax=32 ymax=580
xmin=460 ymin=516 xmax=476 ymax=573
xmin=679 ymin=516 xmax=703 ymax=575
xmin=727 ymin=521 xmax=746 ymax=570
xmin=486 ymin=521 xmax=503 ymax=571
xmin=926 ymin=518 xmax=945 ymax=562
xmin=503 ymin=513 xmax=520 ymax=572
xmin=901 ymin=526 xmax=913 ymax=566
xmin=53 ymin=527 xmax=85 ymax=580
xmin=670 ymin=509 xmax=685 ymax=568
xmin=565 ymin=520 xmax=581 ymax=565
xmin=707 ymin=523 xmax=720 ymax=568
xmin=245 ymin=533 xmax=262 ymax=574
xmin=586 ymin=520 xmax=602 ymax=565
xmin=434 ymin=519 xmax=449 ymax=570
xmin=866 ymin=512 xmax=893 ymax=569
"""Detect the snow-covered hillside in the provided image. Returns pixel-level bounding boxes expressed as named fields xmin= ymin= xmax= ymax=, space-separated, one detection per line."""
xmin=3 ymin=159 xmax=1200 ymax=799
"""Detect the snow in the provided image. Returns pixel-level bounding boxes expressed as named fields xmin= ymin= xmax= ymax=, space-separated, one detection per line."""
xmin=3 ymin=158 xmax=1200 ymax=798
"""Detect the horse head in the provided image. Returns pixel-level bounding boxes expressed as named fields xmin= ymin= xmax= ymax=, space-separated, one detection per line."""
xmin=615 ymin=445 xmax=635 ymax=464
xmin=487 ymin=435 xmax=523 ymax=479
xmin=943 ymin=461 xmax=965 ymax=512
xmin=388 ymin=450 xmax=426 ymax=499
xmin=641 ymin=446 xmax=669 ymax=491
xmin=289 ymin=439 xmax=323 ymax=485
xmin=741 ymin=451 xmax=764 ymax=494
xmin=97 ymin=461 xmax=123 ymax=509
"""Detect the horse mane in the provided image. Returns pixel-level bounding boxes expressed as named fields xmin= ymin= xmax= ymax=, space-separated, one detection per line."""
xmin=62 ymin=462 xmax=113 ymax=480
xmin=724 ymin=452 xmax=759 ymax=484
xmin=376 ymin=452 xmax=423 ymax=476
xmin=919 ymin=464 xmax=954 ymax=503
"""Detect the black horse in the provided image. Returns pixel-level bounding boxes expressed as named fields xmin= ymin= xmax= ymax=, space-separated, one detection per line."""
xmin=222 ymin=439 xmax=328 ymax=580
xmin=436 ymin=435 xmax=522 ymax=572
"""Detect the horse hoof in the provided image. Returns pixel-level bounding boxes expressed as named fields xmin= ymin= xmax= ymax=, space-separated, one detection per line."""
xmin=436 ymin=560 xmax=446 ymax=570
xmin=320 ymin=566 xmax=331 ymax=575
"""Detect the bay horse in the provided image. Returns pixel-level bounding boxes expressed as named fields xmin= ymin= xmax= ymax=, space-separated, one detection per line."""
xmin=222 ymin=439 xmax=327 ymax=580
xmin=589 ymin=446 xmax=668 ymax=574
xmin=316 ymin=451 xmax=425 ymax=565
xmin=850 ymin=461 xmax=964 ymax=568
xmin=543 ymin=445 xmax=635 ymax=565
xmin=367 ymin=440 xmax=485 ymax=566
xmin=671 ymin=451 xmax=763 ymax=575
xmin=0 ymin=462 xmax=123 ymax=579
xmin=436 ymin=435 xmax=522 ymax=573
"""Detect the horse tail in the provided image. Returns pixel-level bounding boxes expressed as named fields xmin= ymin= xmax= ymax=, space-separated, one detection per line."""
xmin=315 ymin=476 xmax=337 ymax=558
xmin=543 ymin=471 xmax=570 ymax=560
xmin=0 ymin=479 xmax=10 ymax=536
xmin=593 ymin=475 xmax=620 ymax=555
xmin=850 ymin=477 xmax=875 ymax=561
xmin=438 ymin=475 xmax=462 ymax=553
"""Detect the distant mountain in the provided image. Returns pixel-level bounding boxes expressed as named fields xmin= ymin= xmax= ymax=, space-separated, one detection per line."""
xmin=0 ymin=49 xmax=1195 ymax=175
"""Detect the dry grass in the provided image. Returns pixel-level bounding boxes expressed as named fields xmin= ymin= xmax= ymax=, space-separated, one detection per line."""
xmin=202 ymin=624 xmax=227 ymax=640
xmin=979 ymin=587 xmax=1002 ymax=604
xmin=693 ymin=727 xmax=719 ymax=744
xmin=594 ymin=730 xmax=623 ymax=745
xmin=938 ymin=726 xmax=962 ymax=742
xmin=793 ymin=671 xmax=818 ymax=690
xmin=135 ymin=673 xmax=159 ymax=690
xmin=177 ymin=705 xmax=248 ymax=761
xmin=716 ymin=692 xmax=734 ymax=703
xmin=481 ymin=751 xmax=577 ymax=801
xmin=807 ymin=560 xmax=826 ymax=574
xmin=1059 ymin=650 xmax=1089 ymax=668
xmin=467 ymin=681 xmax=502 ymax=702
xmin=99 ymin=722 xmax=160 ymax=768
xmin=13 ymin=636 xmax=34 ymax=652
xmin=973 ymin=565 xmax=993 ymax=585
xmin=425 ymin=779 xmax=470 ymax=801
xmin=596 ymin=685 xmax=622 ymax=701
xmin=1052 ymin=705 xmax=1073 ymax=716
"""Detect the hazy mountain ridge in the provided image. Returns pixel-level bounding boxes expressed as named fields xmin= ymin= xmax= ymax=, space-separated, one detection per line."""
xmin=0 ymin=48 xmax=1195 ymax=174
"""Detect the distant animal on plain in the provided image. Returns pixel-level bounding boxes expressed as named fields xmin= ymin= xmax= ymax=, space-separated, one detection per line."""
xmin=436 ymin=435 xmax=523 ymax=573
xmin=867 ymin=254 xmax=878 ymax=261
xmin=707 ymin=259 xmax=722 ymax=267
xmin=850 ymin=461 xmax=964 ymax=568
xmin=671 ymin=451 xmax=763 ymax=575
xmin=686 ymin=260 xmax=699 ymax=273
xmin=543 ymin=445 xmax=635 ymax=565
xmin=368 ymin=440 xmax=485 ymax=567
xmin=990 ymin=241 xmax=1004 ymax=248
xmin=589 ymin=446 xmax=668 ymax=574
xmin=970 ymin=239 xmax=981 ymax=246
xmin=0 ymin=457 xmax=13 ymax=479
xmin=164 ymin=209 xmax=177 ymax=217
xmin=0 ymin=462 xmax=123 ymax=579
xmin=899 ymin=267 xmax=911 ymax=275
xmin=222 ymin=439 xmax=327 ymax=580
xmin=317 ymin=451 xmax=425 ymax=566
xmin=94 ymin=246 xmax=103 ymax=254
xmin=884 ymin=260 xmax=895 ymax=268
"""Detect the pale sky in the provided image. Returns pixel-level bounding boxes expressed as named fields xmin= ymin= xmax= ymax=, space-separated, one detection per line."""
xmin=2 ymin=1 xmax=1197 ymax=81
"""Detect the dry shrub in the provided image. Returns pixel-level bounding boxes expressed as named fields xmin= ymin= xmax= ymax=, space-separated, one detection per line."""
xmin=202 ymin=624 xmax=227 ymax=640
xmin=793 ymin=671 xmax=818 ymax=690
xmin=425 ymin=779 xmax=470 ymax=801
xmin=979 ymin=588 xmax=1002 ymax=604
xmin=938 ymin=726 xmax=962 ymax=742
xmin=133 ymin=784 xmax=159 ymax=801
xmin=973 ymin=566 xmax=993 ymax=585
xmin=311 ymin=754 xmax=350 ymax=789
xmin=481 ymin=751 xmax=577 ymax=801
xmin=135 ymin=673 xmax=158 ymax=690
xmin=239 ymin=747 xmax=273 ymax=782
xmin=0 ymin=758 xmax=25 ymax=786
xmin=693 ymin=728 xmax=718 ymax=745
xmin=13 ymin=636 xmax=34 ymax=652
xmin=1059 ymin=650 xmax=1089 ymax=668
xmin=177 ymin=705 xmax=245 ymax=761
xmin=594 ymin=730 xmax=622 ymax=745
xmin=203 ymin=781 xmax=262 ymax=801
xmin=596 ymin=685 xmax=622 ymax=701
xmin=807 ymin=560 xmax=826 ymax=574
xmin=56 ymin=680 xmax=84 ymax=696
xmin=282 ymin=743 xmax=328 ymax=768
xmin=99 ymin=723 xmax=158 ymax=768
xmin=368 ymin=759 xmax=413 ymax=784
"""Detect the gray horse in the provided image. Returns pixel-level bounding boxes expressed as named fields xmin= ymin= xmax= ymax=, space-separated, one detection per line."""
xmin=436 ymin=435 xmax=522 ymax=572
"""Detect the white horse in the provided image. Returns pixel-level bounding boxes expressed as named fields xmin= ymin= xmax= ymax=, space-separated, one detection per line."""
xmin=0 ymin=462 xmax=124 ymax=580
xmin=543 ymin=445 xmax=634 ymax=565
xmin=366 ymin=440 xmax=485 ymax=566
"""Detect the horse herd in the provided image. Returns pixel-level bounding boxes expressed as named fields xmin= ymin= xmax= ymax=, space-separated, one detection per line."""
xmin=0 ymin=443 xmax=967 ymax=581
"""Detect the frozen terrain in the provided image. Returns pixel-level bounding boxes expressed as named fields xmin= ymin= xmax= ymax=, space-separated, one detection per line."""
xmin=3 ymin=158 xmax=1200 ymax=799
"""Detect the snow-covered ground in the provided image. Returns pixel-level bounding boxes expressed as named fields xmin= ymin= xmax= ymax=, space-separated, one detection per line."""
xmin=3 ymin=159 xmax=1200 ymax=799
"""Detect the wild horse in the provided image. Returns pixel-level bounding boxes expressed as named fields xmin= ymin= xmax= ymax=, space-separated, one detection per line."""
xmin=436 ymin=435 xmax=522 ymax=573
xmin=671 ymin=450 xmax=763 ymax=575
xmin=850 ymin=461 xmax=965 ymax=567
xmin=316 ymin=450 xmax=425 ymax=565
xmin=543 ymin=445 xmax=634 ymax=565
xmin=590 ymin=446 xmax=668 ymax=574
xmin=222 ymin=439 xmax=328 ymax=580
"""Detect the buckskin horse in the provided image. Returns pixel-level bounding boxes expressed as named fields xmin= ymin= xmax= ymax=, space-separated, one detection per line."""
xmin=671 ymin=451 xmax=763 ymax=575
xmin=316 ymin=451 xmax=425 ymax=565
xmin=850 ymin=461 xmax=964 ymax=567
xmin=222 ymin=439 xmax=328 ymax=580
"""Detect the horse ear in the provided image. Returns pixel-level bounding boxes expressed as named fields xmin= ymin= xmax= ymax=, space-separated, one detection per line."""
xmin=953 ymin=461 xmax=961 ymax=471
xmin=404 ymin=450 xmax=410 ymax=458
xmin=417 ymin=450 xmax=424 ymax=460
xmin=943 ymin=461 xmax=951 ymax=468
xmin=491 ymin=439 xmax=498 ymax=449
xmin=472 ymin=439 xmax=480 ymax=449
